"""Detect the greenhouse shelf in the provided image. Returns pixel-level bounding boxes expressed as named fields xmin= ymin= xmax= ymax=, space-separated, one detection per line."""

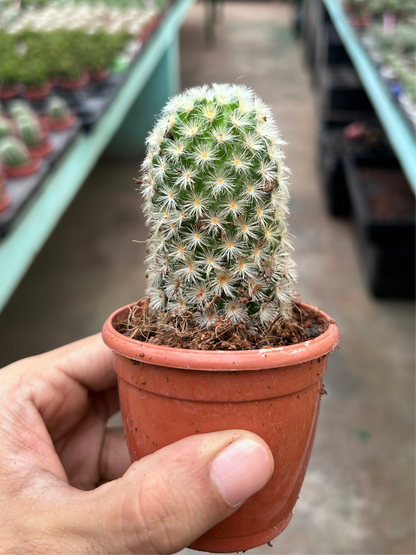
xmin=0 ymin=0 xmax=196 ymax=315
xmin=322 ymin=0 xmax=416 ymax=195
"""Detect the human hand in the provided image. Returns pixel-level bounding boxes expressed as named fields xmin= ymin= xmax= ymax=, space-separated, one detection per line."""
xmin=0 ymin=334 xmax=273 ymax=554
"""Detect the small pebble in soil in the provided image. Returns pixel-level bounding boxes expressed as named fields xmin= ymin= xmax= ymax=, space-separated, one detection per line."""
xmin=305 ymin=324 xmax=321 ymax=338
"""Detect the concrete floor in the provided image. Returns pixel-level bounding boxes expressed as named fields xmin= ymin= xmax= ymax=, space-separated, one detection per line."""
xmin=0 ymin=2 xmax=414 ymax=554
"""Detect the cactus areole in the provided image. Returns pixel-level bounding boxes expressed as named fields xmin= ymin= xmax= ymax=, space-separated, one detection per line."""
xmin=140 ymin=84 xmax=297 ymax=331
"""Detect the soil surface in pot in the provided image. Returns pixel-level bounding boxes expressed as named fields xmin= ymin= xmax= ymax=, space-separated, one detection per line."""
xmin=114 ymin=298 xmax=330 ymax=350
xmin=358 ymin=168 xmax=415 ymax=218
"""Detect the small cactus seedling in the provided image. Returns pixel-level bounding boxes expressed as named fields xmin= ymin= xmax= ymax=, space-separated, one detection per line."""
xmin=0 ymin=137 xmax=31 ymax=166
xmin=8 ymin=99 xmax=34 ymax=121
xmin=16 ymin=115 xmax=44 ymax=147
xmin=46 ymin=96 xmax=70 ymax=121
xmin=140 ymin=84 xmax=297 ymax=329
xmin=0 ymin=117 xmax=13 ymax=139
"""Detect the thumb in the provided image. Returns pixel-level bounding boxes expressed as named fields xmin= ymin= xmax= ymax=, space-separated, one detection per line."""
xmin=64 ymin=430 xmax=274 ymax=554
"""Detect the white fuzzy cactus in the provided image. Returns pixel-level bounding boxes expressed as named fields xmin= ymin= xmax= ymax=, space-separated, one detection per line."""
xmin=140 ymin=84 xmax=297 ymax=328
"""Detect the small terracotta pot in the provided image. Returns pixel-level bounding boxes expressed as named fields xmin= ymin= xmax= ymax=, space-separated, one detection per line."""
xmin=89 ymin=69 xmax=109 ymax=82
xmin=23 ymin=81 xmax=53 ymax=100
xmin=350 ymin=13 xmax=372 ymax=27
xmin=59 ymin=72 xmax=90 ymax=91
xmin=28 ymin=139 xmax=54 ymax=159
xmin=344 ymin=122 xmax=366 ymax=141
xmin=103 ymin=302 xmax=339 ymax=553
xmin=3 ymin=158 xmax=42 ymax=178
xmin=0 ymin=86 xmax=19 ymax=100
xmin=45 ymin=113 xmax=77 ymax=131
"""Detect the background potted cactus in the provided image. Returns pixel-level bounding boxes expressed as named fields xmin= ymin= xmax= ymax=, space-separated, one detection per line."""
xmin=16 ymin=115 xmax=54 ymax=159
xmin=0 ymin=117 xmax=14 ymax=140
xmin=102 ymin=84 xmax=339 ymax=552
xmin=0 ymin=136 xmax=41 ymax=177
xmin=45 ymin=96 xmax=76 ymax=131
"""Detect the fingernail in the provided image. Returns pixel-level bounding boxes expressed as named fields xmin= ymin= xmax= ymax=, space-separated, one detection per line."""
xmin=210 ymin=439 xmax=273 ymax=507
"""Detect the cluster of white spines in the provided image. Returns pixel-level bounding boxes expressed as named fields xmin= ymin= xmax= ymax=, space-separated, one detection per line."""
xmin=140 ymin=84 xmax=297 ymax=327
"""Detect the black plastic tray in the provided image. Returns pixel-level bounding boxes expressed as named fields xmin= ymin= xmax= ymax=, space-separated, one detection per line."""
xmin=344 ymin=157 xmax=415 ymax=298
xmin=0 ymin=122 xmax=81 ymax=237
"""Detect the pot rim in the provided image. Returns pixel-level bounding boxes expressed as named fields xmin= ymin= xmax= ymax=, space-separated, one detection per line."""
xmin=102 ymin=302 xmax=339 ymax=371
xmin=3 ymin=157 xmax=42 ymax=177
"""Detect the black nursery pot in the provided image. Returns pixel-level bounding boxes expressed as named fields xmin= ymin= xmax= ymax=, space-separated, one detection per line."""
xmin=344 ymin=157 xmax=415 ymax=298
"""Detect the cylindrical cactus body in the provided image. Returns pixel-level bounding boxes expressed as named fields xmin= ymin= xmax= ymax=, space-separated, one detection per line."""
xmin=17 ymin=115 xmax=43 ymax=147
xmin=0 ymin=117 xmax=13 ymax=139
xmin=0 ymin=137 xmax=31 ymax=166
xmin=46 ymin=96 xmax=70 ymax=121
xmin=140 ymin=84 xmax=297 ymax=328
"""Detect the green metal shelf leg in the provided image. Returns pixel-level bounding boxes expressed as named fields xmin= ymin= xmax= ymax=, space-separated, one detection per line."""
xmin=105 ymin=35 xmax=181 ymax=161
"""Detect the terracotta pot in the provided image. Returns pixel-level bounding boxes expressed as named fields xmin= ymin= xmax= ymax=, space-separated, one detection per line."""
xmin=45 ymin=113 xmax=76 ymax=131
xmin=3 ymin=158 xmax=42 ymax=178
xmin=89 ymin=69 xmax=109 ymax=82
xmin=344 ymin=122 xmax=366 ymax=141
xmin=0 ymin=86 xmax=19 ymax=100
xmin=59 ymin=72 xmax=90 ymax=91
xmin=28 ymin=139 xmax=54 ymax=159
xmin=23 ymin=81 xmax=53 ymax=100
xmin=350 ymin=13 xmax=372 ymax=27
xmin=103 ymin=302 xmax=339 ymax=553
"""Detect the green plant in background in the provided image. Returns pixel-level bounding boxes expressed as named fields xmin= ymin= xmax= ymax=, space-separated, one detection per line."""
xmin=0 ymin=33 xmax=20 ymax=89
xmin=0 ymin=117 xmax=13 ymax=139
xmin=46 ymin=96 xmax=70 ymax=120
xmin=140 ymin=84 xmax=297 ymax=326
xmin=16 ymin=115 xmax=44 ymax=147
xmin=75 ymin=30 xmax=130 ymax=73
xmin=0 ymin=137 xmax=31 ymax=166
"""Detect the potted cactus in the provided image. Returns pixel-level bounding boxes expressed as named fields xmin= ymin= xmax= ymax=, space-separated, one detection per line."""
xmin=45 ymin=96 xmax=76 ymax=131
xmin=102 ymin=84 xmax=339 ymax=552
xmin=0 ymin=117 xmax=14 ymax=139
xmin=0 ymin=137 xmax=41 ymax=177
xmin=16 ymin=115 xmax=54 ymax=159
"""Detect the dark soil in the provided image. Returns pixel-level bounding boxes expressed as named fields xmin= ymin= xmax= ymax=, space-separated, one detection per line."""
xmin=357 ymin=168 xmax=415 ymax=219
xmin=114 ymin=298 xmax=330 ymax=351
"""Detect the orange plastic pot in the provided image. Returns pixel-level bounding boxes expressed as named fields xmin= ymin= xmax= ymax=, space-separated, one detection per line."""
xmin=45 ymin=113 xmax=77 ymax=131
xmin=89 ymin=69 xmax=110 ymax=82
xmin=103 ymin=302 xmax=339 ymax=553
xmin=3 ymin=158 xmax=41 ymax=178
xmin=28 ymin=139 xmax=54 ymax=159
xmin=59 ymin=72 xmax=90 ymax=91
xmin=23 ymin=81 xmax=53 ymax=100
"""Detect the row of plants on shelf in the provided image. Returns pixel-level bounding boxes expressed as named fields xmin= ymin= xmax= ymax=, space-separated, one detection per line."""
xmin=343 ymin=0 xmax=415 ymax=21
xmin=0 ymin=29 xmax=131 ymax=95
xmin=0 ymin=97 xmax=75 ymax=184
xmin=341 ymin=1 xmax=416 ymax=123
xmin=10 ymin=3 xmax=160 ymax=36
xmin=362 ymin=21 xmax=416 ymax=118
xmin=20 ymin=0 xmax=168 ymax=10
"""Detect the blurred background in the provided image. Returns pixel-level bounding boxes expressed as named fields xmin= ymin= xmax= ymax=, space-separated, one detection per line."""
xmin=0 ymin=0 xmax=415 ymax=553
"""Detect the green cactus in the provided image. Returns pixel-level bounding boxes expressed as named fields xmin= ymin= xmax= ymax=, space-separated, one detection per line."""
xmin=140 ymin=84 xmax=297 ymax=327
xmin=8 ymin=100 xmax=34 ymax=121
xmin=0 ymin=117 xmax=13 ymax=139
xmin=0 ymin=137 xmax=31 ymax=166
xmin=46 ymin=96 xmax=70 ymax=121
xmin=16 ymin=115 xmax=43 ymax=148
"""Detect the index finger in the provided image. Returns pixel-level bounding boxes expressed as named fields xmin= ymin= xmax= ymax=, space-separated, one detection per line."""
xmin=43 ymin=333 xmax=116 ymax=391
